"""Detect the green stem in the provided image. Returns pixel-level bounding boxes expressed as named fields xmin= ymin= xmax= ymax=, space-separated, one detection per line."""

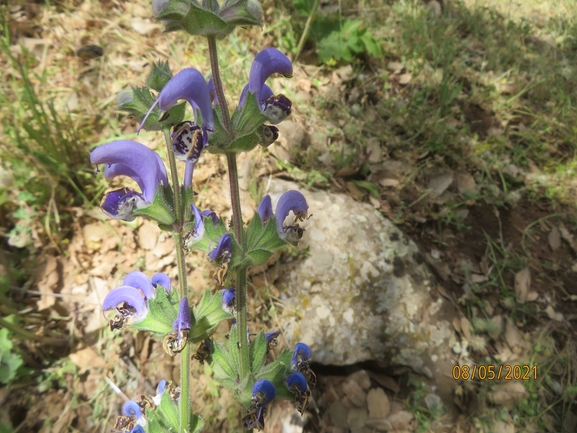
xmin=163 ymin=128 xmax=191 ymax=433
xmin=206 ymin=36 xmax=250 ymax=381
xmin=164 ymin=128 xmax=184 ymax=232
xmin=294 ymin=0 xmax=320 ymax=62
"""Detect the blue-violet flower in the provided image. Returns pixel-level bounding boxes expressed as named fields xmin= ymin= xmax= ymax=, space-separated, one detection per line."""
xmin=90 ymin=141 xmax=168 ymax=222
xmin=239 ymin=48 xmax=293 ymax=124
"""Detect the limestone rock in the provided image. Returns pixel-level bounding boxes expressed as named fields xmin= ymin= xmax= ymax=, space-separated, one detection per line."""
xmin=268 ymin=180 xmax=457 ymax=380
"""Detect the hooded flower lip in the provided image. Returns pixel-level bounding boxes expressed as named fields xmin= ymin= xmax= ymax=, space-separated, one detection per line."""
xmin=243 ymin=380 xmax=276 ymax=430
xmin=285 ymin=371 xmax=308 ymax=394
xmin=275 ymin=191 xmax=309 ymax=245
xmin=208 ymin=234 xmax=233 ymax=264
xmin=285 ymin=371 xmax=310 ymax=416
xmin=292 ymin=342 xmax=312 ymax=369
xmin=122 ymin=271 xmax=155 ymax=299
xmin=102 ymin=286 xmax=148 ymax=330
xmin=257 ymin=195 xmax=273 ymax=222
xmin=151 ymin=273 xmax=171 ymax=291
xmin=90 ymin=140 xmax=168 ymax=221
xmin=122 ymin=401 xmax=145 ymax=421
xmin=265 ymin=330 xmax=280 ymax=353
xmin=239 ymin=48 xmax=293 ymax=124
xmin=139 ymin=68 xmax=214 ymax=135
xmin=173 ymin=297 xmax=192 ymax=332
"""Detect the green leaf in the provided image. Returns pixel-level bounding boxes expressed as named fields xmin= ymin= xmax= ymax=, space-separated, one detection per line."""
xmin=245 ymin=214 xmax=286 ymax=267
xmin=0 ymin=328 xmax=23 ymax=385
xmin=231 ymin=92 xmax=269 ymax=140
xmin=184 ymin=215 xmax=228 ymax=253
xmin=120 ymin=86 xmax=186 ymax=131
xmin=189 ymin=290 xmax=233 ymax=343
xmin=210 ymin=339 xmax=239 ymax=389
xmin=255 ymin=349 xmax=294 ymax=399
xmin=131 ymin=286 xmax=179 ymax=336
xmin=249 ymin=331 xmax=267 ymax=374
xmin=351 ymin=180 xmax=380 ymax=197
xmin=133 ymin=184 xmax=176 ymax=225
xmin=146 ymin=60 xmax=173 ymax=92
xmin=157 ymin=0 xmax=230 ymax=37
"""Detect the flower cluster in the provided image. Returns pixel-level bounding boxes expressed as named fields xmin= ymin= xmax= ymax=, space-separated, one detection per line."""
xmin=102 ymin=271 xmax=171 ymax=330
xmin=241 ymin=342 xmax=314 ymax=430
xmin=91 ymin=1 xmax=317 ymax=430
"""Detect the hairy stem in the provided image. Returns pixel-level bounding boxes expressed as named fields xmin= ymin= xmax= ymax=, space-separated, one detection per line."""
xmin=206 ymin=37 xmax=250 ymax=381
xmin=163 ymin=128 xmax=191 ymax=433
xmin=207 ymin=35 xmax=232 ymax=136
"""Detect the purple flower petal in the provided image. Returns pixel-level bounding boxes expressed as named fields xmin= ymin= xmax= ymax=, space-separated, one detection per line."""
xmin=153 ymin=379 xmax=167 ymax=406
xmin=173 ymin=297 xmax=191 ymax=331
xmin=257 ymin=195 xmax=273 ymax=222
xmin=122 ymin=401 xmax=144 ymax=420
xmin=238 ymin=83 xmax=273 ymax=107
xmin=252 ymin=379 xmax=276 ymax=405
xmin=247 ymin=48 xmax=292 ymax=105
xmin=188 ymin=203 xmax=205 ymax=243
xmin=275 ymin=190 xmax=308 ymax=237
xmin=152 ymin=273 xmax=171 ymax=292
xmin=285 ymin=371 xmax=308 ymax=394
xmin=100 ymin=188 xmax=143 ymax=221
xmin=139 ymin=68 xmax=214 ymax=133
xmin=200 ymin=209 xmax=219 ymax=226
xmin=291 ymin=342 xmax=312 ymax=369
xmin=102 ymin=286 xmax=148 ymax=320
xmin=91 ymin=140 xmax=167 ymax=202
xmin=122 ymin=271 xmax=155 ymax=299
xmin=184 ymin=162 xmax=195 ymax=189
xmin=221 ymin=287 xmax=236 ymax=311
xmin=208 ymin=234 xmax=232 ymax=264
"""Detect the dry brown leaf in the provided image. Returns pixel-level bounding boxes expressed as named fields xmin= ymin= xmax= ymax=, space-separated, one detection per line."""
xmin=504 ymin=317 xmax=523 ymax=350
xmin=386 ymin=61 xmax=404 ymax=72
xmin=548 ymin=226 xmax=561 ymax=251
xmin=461 ymin=317 xmax=472 ymax=341
xmin=367 ymin=388 xmax=391 ymax=419
xmin=487 ymin=382 xmax=526 ymax=409
xmin=489 ymin=315 xmax=503 ymax=339
xmin=428 ymin=172 xmax=454 ymax=198
xmin=69 ymin=346 xmax=106 ymax=373
xmin=37 ymin=255 xmax=61 ymax=310
xmin=545 ymin=305 xmax=563 ymax=322
xmin=514 ymin=267 xmax=531 ymax=303
xmin=399 ymin=73 xmax=412 ymax=85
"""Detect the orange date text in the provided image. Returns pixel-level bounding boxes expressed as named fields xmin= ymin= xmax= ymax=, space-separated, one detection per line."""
xmin=451 ymin=365 xmax=537 ymax=381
